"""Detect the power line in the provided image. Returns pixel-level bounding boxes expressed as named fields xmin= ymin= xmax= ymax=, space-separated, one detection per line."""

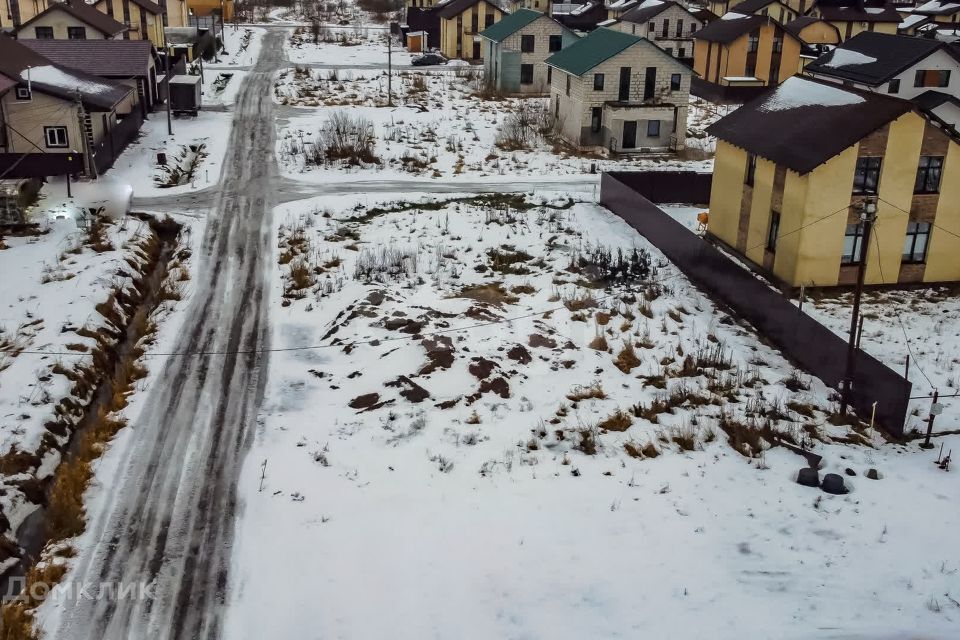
xmin=869 ymin=226 xmax=935 ymax=388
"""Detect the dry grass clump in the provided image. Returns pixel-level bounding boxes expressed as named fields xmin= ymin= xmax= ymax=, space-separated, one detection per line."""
xmin=456 ymin=282 xmax=518 ymax=307
xmin=614 ymin=341 xmax=641 ymax=373
xmin=566 ymin=382 xmax=606 ymax=402
xmin=588 ymin=334 xmax=608 ymax=351
xmin=624 ymin=440 xmax=659 ymax=459
xmin=599 ymin=409 xmax=632 ymax=432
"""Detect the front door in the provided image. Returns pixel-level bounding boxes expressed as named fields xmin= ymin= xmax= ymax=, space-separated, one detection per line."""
xmin=473 ymin=41 xmax=481 ymax=60
xmin=622 ymin=121 xmax=637 ymax=149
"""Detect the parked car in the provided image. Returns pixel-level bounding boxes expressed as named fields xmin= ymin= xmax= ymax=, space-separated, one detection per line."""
xmin=411 ymin=53 xmax=447 ymax=66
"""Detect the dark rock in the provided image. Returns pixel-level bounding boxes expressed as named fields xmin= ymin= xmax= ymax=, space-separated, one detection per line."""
xmin=866 ymin=468 xmax=880 ymax=480
xmin=528 ymin=333 xmax=557 ymax=349
xmin=468 ymin=357 xmax=497 ymax=380
xmin=796 ymin=467 xmax=819 ymax=488
xmin=385 ymin=375 xmax=430 ymax=403
xmin=348 ymin=393 xmax=380 ymax=410
xmin=365 ymin=290 xmax=386 ymax=306
xmin=507 ymin=344 xmax=532 ymax=364
xmin=845 ymin=468 xmax=856 ymax=476
xmin=419 ymin=336 xmax=455 ymax=375
xmin=821 ymin=473 xmax=848 ymax=495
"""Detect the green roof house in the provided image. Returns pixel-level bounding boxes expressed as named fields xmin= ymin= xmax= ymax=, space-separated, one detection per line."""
xmin=545 ymin=26 xmax=692 ymax=152
xmin=477 ymin=9 xmax=578 ymax=95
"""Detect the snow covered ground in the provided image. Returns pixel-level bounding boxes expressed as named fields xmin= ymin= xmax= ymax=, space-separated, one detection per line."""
xmin=806 ymin=288 xmax=960 ymax=435
xmin=275 ymin=67 xmax=712 ymax=183
xmin=286 ymin=25 xmax=413 ymax=66
xmin=222 ymin=190 xmax=960 ymax=639
xmin=217 ymin=26 xmax=266 ymax=69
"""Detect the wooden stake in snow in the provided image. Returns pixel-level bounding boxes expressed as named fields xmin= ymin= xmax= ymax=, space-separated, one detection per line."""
xmin=259 ymin=458 xmax=267 ymax=492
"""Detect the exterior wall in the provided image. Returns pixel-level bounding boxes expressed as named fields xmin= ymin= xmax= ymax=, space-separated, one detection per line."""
xmin=709 ymin=111 xmax=960 ymax=287
xmin=164 ymin=0 xmax=190 ymax=27
xmin=439 ymin=1 xmax=505 ymax=61
xmin=188 ymin=0 xmax=234 ymax=20
xmin=612 ymin=5 xmax=702 ymax=59
xmin=96 ymin=0 xmax=164 ymax=45
xmin=15 ymin=11 xmax=115 ymax=39
xmin=796 ymin=20 xmax=840 ymax=44
xmin=819 ymin=18 xmax=899 ymax=40
xmin=551 ymin=42 xmax=690 ymax=150
xmin=407 ymin=0 xmax=439 ymax=8
xmin=1 ymin=90 xmax=84 ymax=155
xmin=489 ymin=16 xmax=576 ymax=94
xmin=0 ymin=0 xmax=49 ymax=29
xmin=694 ymin=22 xmax=801 ymax=86
xmin=928 ymin=100 xmax=960 ymax=128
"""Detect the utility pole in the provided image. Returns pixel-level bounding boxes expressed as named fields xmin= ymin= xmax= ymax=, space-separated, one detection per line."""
xmin=921 ymin=390 xmax=941 ymax=449
xmin=840 ymin=196 xmax=877 ymax=415
xmin=387 ymin=30 xmax=393 ymax=107
xmin=164 ymin=29 xmax=173 ymax=135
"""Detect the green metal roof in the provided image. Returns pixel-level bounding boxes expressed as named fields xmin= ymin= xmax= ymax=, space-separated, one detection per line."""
xmin=478 ymin=8 xmax=544 ymax=43
xmin=545 ymin=27 xmax=643 ymax=76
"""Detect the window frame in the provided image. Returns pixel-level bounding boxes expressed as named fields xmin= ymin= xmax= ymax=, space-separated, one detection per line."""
xmin=565 ymin=74 xmax=571 ymax=96
xmin=520 ymin=34 xmax=535 ymax=53
xmin=915 ymin=155 xmax=944 ymax=194
xmin=766 ymin=210 xmax=781 ymax=252
xmin=841 ymin=222 xmax=866 ymax=265
xmin=745 ymin=152 xmax=757 ymax=186
xmin=519 ymin=63 xmax=534 ymax=85
xmin=902 ymin=221 xmax=931 ymax=264
xmin=853 ymin=156 xmax=882 ymax=194
xmin=67 ymin=26 xmax=87 ymax=39
xmin=670 ymin=73 xmax=681 ymax=91
xmin=593 ymin=72 xmax=604 ymax=91
xmin=887 ymin=78 xmax=900 ymax=94
xmin=35 ymin=26 xmax=54 ymax=39
xmin=747 ymin=31 xmax=760 ymax=53
xmin=548 ymin=34 xmax=562 ymax=52
xmin=590 ymin=106 xmax=602 ymax=133
xmin=647 ymin=119 xmax=661 ymax=138
xmin=15 ymin=85 xmax=32 ymax=101
xmin=44 ymin=126 xmax=69 ymax=148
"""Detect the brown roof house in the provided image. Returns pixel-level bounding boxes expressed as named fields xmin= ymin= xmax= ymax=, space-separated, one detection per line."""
xmin=14 ymin=0 xmax=128 ymax=40
xmin=0 ymin=34 xmax=143 ymax=178
xmin=546 ymin=26 xmax=692 ymax=152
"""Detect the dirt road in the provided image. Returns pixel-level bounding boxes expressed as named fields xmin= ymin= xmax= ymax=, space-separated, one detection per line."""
xmin=48 ymin=29 xmax=282 ymax=640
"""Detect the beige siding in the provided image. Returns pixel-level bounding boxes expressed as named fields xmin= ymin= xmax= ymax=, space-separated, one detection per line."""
xmin=498 ymin=16 xmax=569 ymax=94
xmin=16 ymin=10 xmax=115 ymax=39
xmin=0 ymin=0 xmax=50 ymax=30
xmin=1 ymin=91 xmax=83 ymax=155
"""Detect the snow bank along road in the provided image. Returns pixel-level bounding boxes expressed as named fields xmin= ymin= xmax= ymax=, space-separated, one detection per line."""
xmin=48 ymin=29 xmax=282 ymax=640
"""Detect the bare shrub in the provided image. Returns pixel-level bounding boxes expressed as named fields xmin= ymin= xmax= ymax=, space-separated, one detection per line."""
xmin=495 ymin=101 xmax=552 ymax=151
xmin=311 ymin=110 xmax=380 ymax=166
xmin=353 ymin=245 xmax=419 ymax=282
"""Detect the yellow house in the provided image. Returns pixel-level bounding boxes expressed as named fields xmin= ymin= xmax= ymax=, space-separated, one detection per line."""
xmin=436 ymin=0 xmax=505 ymax=61
xmin=784 ymin=15 xmax=840 ymax=45
xmin=188 ymin=0 xmax=234 ymax=21
xmin=0 ymin=0 xmax=50 ymax=31
xmin=709 ymin=0 xmax=815 ymax=18
xmin=807 ymin=0 xmax=901 ymax=40
xmin=694 ymin=14 xmax=802 ymax=86
xmin=15 ymin=0 xmax=129 ymax=39
xmin=706 ymin=75 xmax=960 ymax=288
xmin=95 ymin=0 xmax=165 ymax=45
xmin=163 ymin=0 xmax=191 ymax=27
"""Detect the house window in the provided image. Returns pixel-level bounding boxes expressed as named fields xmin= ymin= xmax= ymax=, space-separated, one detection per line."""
xmin=647 ymin=119 xmax=661 ymax=137
xmin=555 ymin=95 xmax=560 ymax=118
xmin=547 ymin=66 xmax=552 ymax=84
xmin=591 ymin=106 xmax=602 ymax=133
xmin=548 ymin=34 xmax=562 ymax=52
xmin=745 ymin=153 xmax=757 ymax=186
xmin=690 ymin=23 xmax=698 ymax=34
xmin=35 ymin=26 xmax=54 ymax=39
xmin=915 ymin=156 xmax=944 ymax=193
xmin=44 ymin=126 xmax=69 ymax=148
xmin=122 ymin=0 xmax=131 ymax=23
xmin=887 ymin=78 xmax=900 ymax=93
xmin=520 ymin=64 xmax=534 ymax=84
xmin=594 ymin=73 xmax=604 ymax=90
xmin=745 ymin=61 xmax=756 ymax=77
xmin=676 ymin=19 xmax=683 ymax=37
xmin=748 ymin=30 xmax=760 ymax=53
xmin=841 ymin=223 xmax=866 ymax=265
xmin=914 ymin=69 xmax=951 ymax=87
xmin=670 ymin=73 xmax=681 ymax=90
xmin=678 ymin=46 xmax=686 ymax=58
xmin=665 ymin=47 xmax=673 ymax=56
xmin=521 ymin=34 xmax=535 ymax=52
xmin=772 ymin=35 xmax=783 ymax=53
xmin=565 ymin=74 xmax=571 ymax=96
xmin=485 ymin=13 xmax=495 ymax=28
xmin=766 ymin=210 xmax=781 ymax=251
xmin=15 ymin=85 xmax=31 ymax=101
xmin=68 ymin=26 xmax=87 ymax=39
xmin=902 ymin=221 xmax=931 ymax=263
xmin=648 ymin=21 xmax=655 ymax=33
xmin=662 ymin=19 xmax=669 ymax=37
xmin=472 ymin=10 xmax=479 ymax=33
xmin=853 ymin=157 xmax=882 ymax=194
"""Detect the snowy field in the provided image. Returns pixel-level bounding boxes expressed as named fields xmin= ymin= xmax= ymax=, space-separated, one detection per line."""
xmin=275 ymin=67 xmax=712 ymax=182
xmin=217 ymin=26 xmax=266 ymax=69
xmin=286 ymin=25 xmax=414 ymax=66
xmin=806 ymin=288 xmax=960 ymax=434
xmin=222 ymin=191 xmax=960 ymax=639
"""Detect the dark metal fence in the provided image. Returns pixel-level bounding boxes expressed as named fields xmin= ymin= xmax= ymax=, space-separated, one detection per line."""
xmin=0 ymin=153 xmax=84 ymax=178
xmin=600 ymin=173 xmax=911 ymax=435
xmin=92 ymin=110 xmax=144 ymax=176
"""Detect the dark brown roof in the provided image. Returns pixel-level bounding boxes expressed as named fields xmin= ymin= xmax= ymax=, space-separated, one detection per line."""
xmin=706 ymin=76 xmax=913 ymax=174
xmin=17 ymin=0 xmax=129 ymax=37
xmin=813 ymin=0 xmax=902 ymax=22
xmin=0 ymin=34 xmax=133 ymax=110
xmin=694 ymin=13 xmax=767 ymax=43
xmin=690 ymin=7 xmax=719 ymax=22
xmin=732 ymin=0 xmax=789 ymax=14
xmin=436 ymin=0 xmax=502 ymax=19
xmin=0 ymin=73 xmax=17 ymax=95
xmin=20 ymin=39 xmax=154 ymax=77
xmin=805 ymin=31 xmax=960 ymax=86
xmin=620 ymin=1 xmax=672 ymax=24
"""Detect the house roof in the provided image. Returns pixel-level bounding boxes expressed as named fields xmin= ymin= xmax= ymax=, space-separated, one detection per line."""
xmin=546 ymin=26 xmax=683 ymax=75
xmin=17 ymin=0 xmax=129 ymax=37
xmin=690 ymin=7 xmax=719 ymax=22
xmin=620 ymin=0 xmax=695 ymax=25
xmin=731 ymin=0 xmax=790 ymax=15
xmin=813 ymin=0 xmax=902 ymax=23
xmin=706 ymin=76 xmax=913 ymax=174
xmin=0 ymin=35 xmax=132 ymax=110
xmin=784 ymin=15 xmax=839 ymax=39
xmin=913 ymin=88 xmax=960 ymax=112
xmin=20 ymin=40 xmax=154 ymax=77
xmin=435 ymin=0 xmax=502 ymax=19
xmin=477 ymin=8 xmax=543 ymax=42
xmin=0 ymin=72 xmax=17 ymax=95
xmin=693 ymin=12 xmax=767 ymax=43
xmin=899 ymin=13 xmax=932 ymax=31
xmin=804 ymin=31 xmax=960 ymax=86
xmin=94 ymin=0 xmax=163 ymax=15
xmin=914 ymin=0 xmax=960 ymax=16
